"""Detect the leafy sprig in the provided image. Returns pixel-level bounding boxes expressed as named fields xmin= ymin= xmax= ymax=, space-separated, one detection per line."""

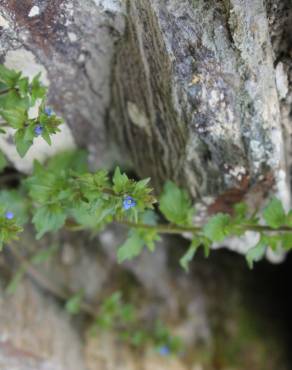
xmin=0 ymin=64 xmax=63 ymax=157
xmin=0 ymin=65 xmax=292 ymax=271
xmin=1 ymin=150 xmax=292 ymax=270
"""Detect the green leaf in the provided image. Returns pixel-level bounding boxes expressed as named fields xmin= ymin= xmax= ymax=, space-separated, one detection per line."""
xmin=14 ymin=129 xmax=33 ymax=157
xmin=0 ymin=89 xmax=29 ymax=111
xmin=32 ymin=205 xmax=66 ymax=239
xmin=113 ymin=167 xmax=129 ymax=194
xmin=42 ymin=129 xmax=52 ymax=145
xmin=65 ymin=291 xmax=84 ymax=315
xmin=159 ymin=181 xmax=193 ymax=226
xmin=0 ymin=208 xmax=23 ymax=250
xmin=203 ymin=213 xmax=231 ymax=242
xmin=281 ymin=233 xmax=292 ymax=250
xmin=0 ymin=108 xmax=27 ymax=129
xmin=180 ymin=238 xmax=201 ymax=272
xmin=234 ymin=202 xmax=248 ymax=222
xmin=117 ymin=231 xmax=145 ymax=263
xmin=263 ymin=197 xmax=286 ymax=229
xmin=246 ymin=238 xmax=266 ymax=269
xmin=46 ymin=150 xmax=88 ymax=174
xmin=31 ymin=73 xmax=47 ymax=104
xmin=0 ymin=65 xmax=21 ymax=87
xmin=0 ymin=151 xmax=7 ymax=173
xmin=18 ymin=77 xmax=29 ymax=97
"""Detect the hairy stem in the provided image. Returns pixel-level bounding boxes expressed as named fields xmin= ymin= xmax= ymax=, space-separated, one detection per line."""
xmin=66 ymin=217 xmax=292 ymax=236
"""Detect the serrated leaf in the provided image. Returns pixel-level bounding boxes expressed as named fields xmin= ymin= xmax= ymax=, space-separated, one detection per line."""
xmin=65 ymin=291 xmax=84 ymax=315
xmin=31 ymin=73 xmax=47 ymax=104
xmin=246 ymin=238 xmax=266 ymax=269
xmin=281 ymin=233 xmax=292 ymax=250
xmin=32 ymin=205 xmax=66 ymax=239
xmin=203 ymin=213 xmax=231 ymax=242
xmin=234 ymin=202 xmax=248 ymax=221
xmin=159 ymin=181 xmax=193 ymax=226
xmin=117 ymin=231 xmax=144 ymax=263
xmin=0 ymin=65 xmax=21 ymax=87
xmin=0 ymin=108 xmax=26 ymax=128
xmin=42 ymin=129 xmax=52 ymax=145
xmin=113 ymin=167 xmax=129 ymax=194
xmin=18 ymin=77 xmax=29 ymax=97
xmin=263 ymin=197 xmax=286 ymax=229
xmin=180 ymin=238 xmax=200 ymax=272
xmin=14 ymin=129 xmax=33 ymax=157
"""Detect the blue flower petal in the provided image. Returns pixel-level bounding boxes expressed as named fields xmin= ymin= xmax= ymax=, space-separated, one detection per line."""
xmin=5 ymin=211 xmax=14 ymax=220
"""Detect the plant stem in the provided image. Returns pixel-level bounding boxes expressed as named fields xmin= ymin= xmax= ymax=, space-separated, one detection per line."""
xmin=117 ymin=220 xmax=201 ymax=234
xmin=0 ymin=88 xmax=11 ymax=96
xmin=66 ymin=217 xmax=292 ymax=236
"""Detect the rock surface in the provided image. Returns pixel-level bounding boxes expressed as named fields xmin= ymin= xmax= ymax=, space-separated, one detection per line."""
xmin=2 ymin=231 xmax=289 ymax=370
xmin=109 ymin=0 xmax=289 ymax=203
xmin=0 ymin=0 xmax=126 ymax=171
xmin=0 ymin=0 xmax=291 ymax=202
xmin=0 ymin=279 xmax=86 ymax=370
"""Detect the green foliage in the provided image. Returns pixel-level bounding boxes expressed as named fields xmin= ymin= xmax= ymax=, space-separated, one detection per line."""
xmin=117 ymin=231 xmax=145 ymax=263
xmin=180 ymin=237 xmax=201 ymax=272
xmin=159 ymin=181 xmax=194 ymax=225
xmin=90 ymin=291 xmax=182 ymax=353
xmin=0 ymin=207 xmax=23 ymax=250
xmin=263 ymin=197 xmax=286 ymax=229
xmin=203 ymin=213 xmax=231 ymax=242
xmin=246 ymin=237 xmax=267 ymax=269
xmin=0 ymin=64 xmax=63 ymax=157
xmin=2 ymin=64 xmax=292 ymax=274
xmin=65 ymin=291 xmax=84 ymax=315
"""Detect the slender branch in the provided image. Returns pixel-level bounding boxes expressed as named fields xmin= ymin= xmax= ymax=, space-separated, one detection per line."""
xmin=66 ymin=217 xmax=292 ymax=236
xmin=116 ymin=219 xmax=201 ymax=234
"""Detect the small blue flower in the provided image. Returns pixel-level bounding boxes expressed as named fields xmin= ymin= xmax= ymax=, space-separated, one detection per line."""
xmin=44 ymin=107 xmax=53 ymax=116
xmin=34 ymin=125 xmax=43 ymax=136
xmin=5 ymin=211 xmax=14 ymax=220
xmin=123 ymin=196 xmax=136 ymax=210
xmin=158 ymin=345 xmax=170 ymax=356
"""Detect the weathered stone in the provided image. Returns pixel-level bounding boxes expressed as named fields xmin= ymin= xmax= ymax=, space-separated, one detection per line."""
xmin=0 ymin=0 xmax=125 ymax=171
xmin=0 ymin=279 xmax=86 ymax=370
xmin=109 ymin=0 xmax=289 ymax=205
